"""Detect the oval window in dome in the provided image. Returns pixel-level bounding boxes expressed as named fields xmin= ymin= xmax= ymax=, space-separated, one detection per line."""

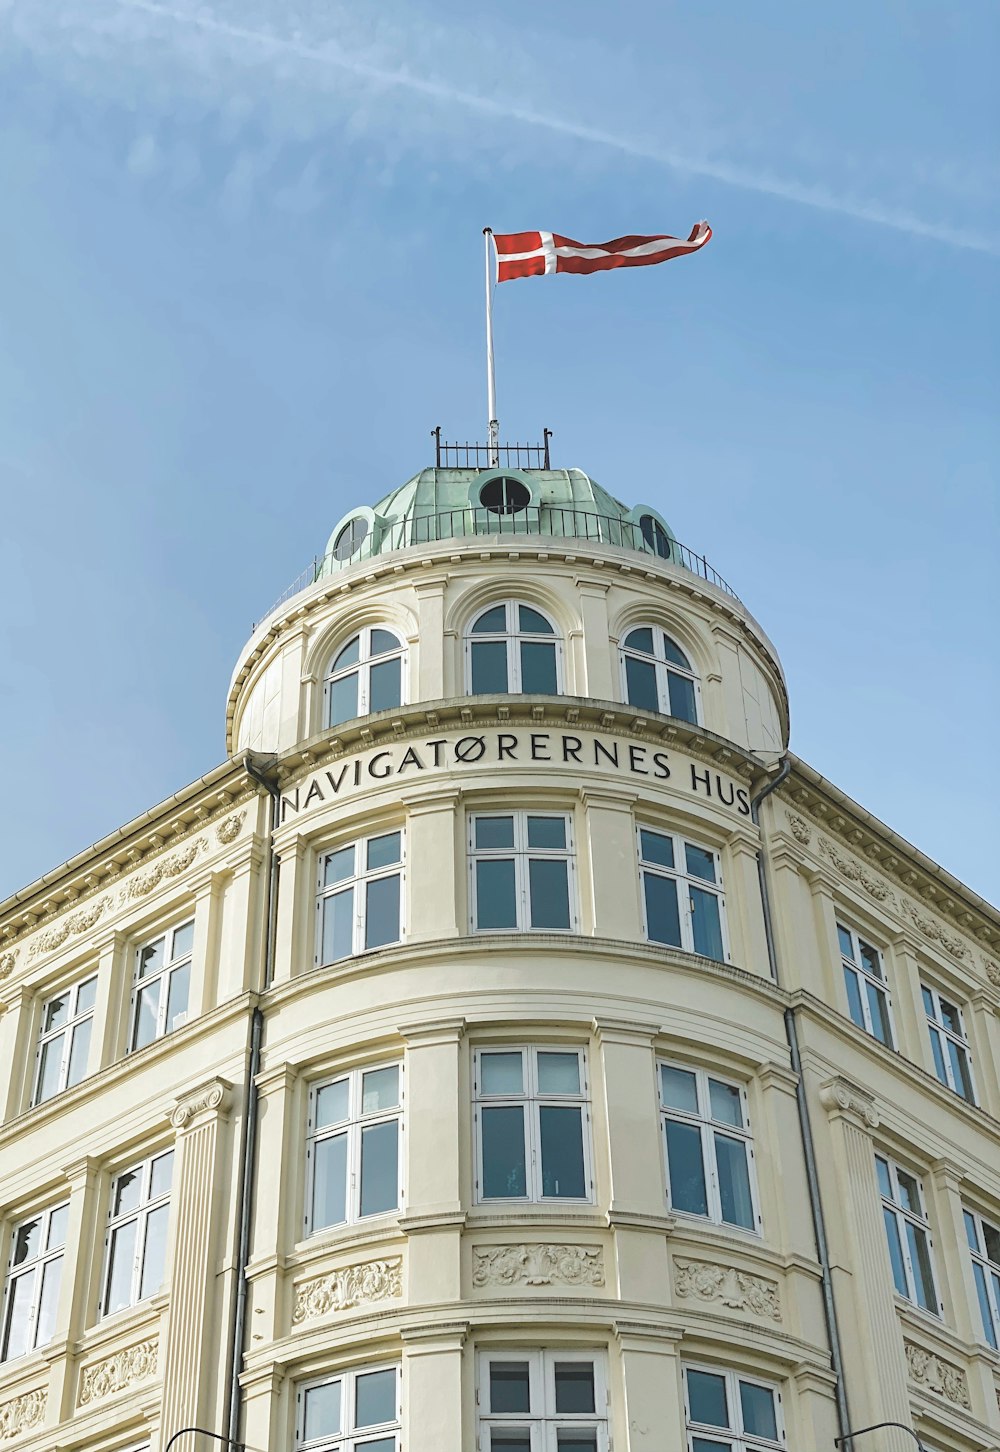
xmin=479 ymin=475 xmax=531 ymax=516
xmin=333 ymin=517 xmax=369 ymax=561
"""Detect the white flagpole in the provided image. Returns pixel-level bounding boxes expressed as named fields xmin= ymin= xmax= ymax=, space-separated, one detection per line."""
xmin=483 ymin=227 xmax=499 ymax=465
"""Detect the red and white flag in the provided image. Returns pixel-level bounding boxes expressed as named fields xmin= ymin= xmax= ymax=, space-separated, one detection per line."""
xmin=493 ymin=222 xmax=711 ymax=282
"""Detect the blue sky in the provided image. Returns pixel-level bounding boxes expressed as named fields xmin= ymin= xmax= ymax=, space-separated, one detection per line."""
xmin=1 ymin=1 xmax=997 ymax=902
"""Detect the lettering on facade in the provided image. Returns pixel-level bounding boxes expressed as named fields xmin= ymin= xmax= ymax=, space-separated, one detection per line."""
xmin=281 ymin=731 xmax=751 ymax=824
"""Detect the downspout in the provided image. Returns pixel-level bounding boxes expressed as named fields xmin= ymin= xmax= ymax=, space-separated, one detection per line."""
xmin=751 ymin=758 xmax=853 ymax=1451
xmin=226 ymin=753 xmax=280 ymax=1451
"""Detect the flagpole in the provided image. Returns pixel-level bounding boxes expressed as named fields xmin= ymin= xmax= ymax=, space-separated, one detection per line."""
xmin=483 ymin=228 xmax=498 ymax=466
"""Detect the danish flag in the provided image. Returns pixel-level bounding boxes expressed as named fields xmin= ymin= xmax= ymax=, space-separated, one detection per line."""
xmin=492 ymin=222 xmax=712 ymax=282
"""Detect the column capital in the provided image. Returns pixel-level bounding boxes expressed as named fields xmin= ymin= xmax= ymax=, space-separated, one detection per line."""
xmin=400 ymin=1320 xmax=470 ymax=1354
xmin=818 ymin=1075 xmax=880 ymax=1130
xmin=63 ymin=1154 xmax=102 ymax=1188
xmin=613 ymin=1318 xmax=684 ymax=1351
xmin=927 ymin=1156 xmax=966 ymax=1190
xmin=398 ymin=1017 xmax=467 ymax=1047
xmin=168 ymin=1076 xmax=233 ymax=1131
xmin=592 ymin=1017 xmax=658 ymax=1047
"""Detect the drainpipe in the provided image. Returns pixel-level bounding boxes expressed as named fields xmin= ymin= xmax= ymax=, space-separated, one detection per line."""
xmin=225 ymin=752 xmax=280 ymax=1451
xmin=751 ymin=759 xmax=854 ymax=1451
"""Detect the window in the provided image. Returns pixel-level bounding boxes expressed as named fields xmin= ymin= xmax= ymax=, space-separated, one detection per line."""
xmin=324 ymin=628 xmax=405 ymax=727
xmin=838 ymin=924 xmax=894 ymax=1046
xmin=467 ymin=601 xmax=561 ymax=696
xmin=131 ymin=922 xmax=193 ymax=1051
xmin=297 ymin=1364 xmax=400 ymax=1451
xmin=684 ymin=1366 xmax=783 ymax=1452
xmin=316 ymin=832 xmax=404 ymax=964
xmin=333 ymin=517 xmax=369 ymax=562
xmin=102 ymin=1151 xmax=173 ymax=1317
xmin=620 ymin=627 xmax=698 ymax=723
xmin=1 ymin=1202 xmax=68 ymax=1362
xmin=32 ymin=973 xmax=97 ymax=1104
xmin=305 ymin=1064 xmax=402 ymax=1233
xmin=478 ymin=1351 xmax=608 ymax=1451
xmin=480 ymin=475 xmax=531 ymax=515
xmin=638 ymin=828 xmax=726 ymax=962
xmin=659 ymin=1064 xmax=760 ymax=1231
xmin=876 ymin=1155 xmax=939 ymax=1314
xmin=922 ymin=985 xmax=976 ymax=1102
xmin=473 ymin=1047 xmax=592 ymax=1203
xmin=469 ymin=813 xmax=576 ymax=933
xmin=639 ymin=513 xmax=671 ymax=560
xmin=963 ymin=1206 xmax=1000 ymax=1349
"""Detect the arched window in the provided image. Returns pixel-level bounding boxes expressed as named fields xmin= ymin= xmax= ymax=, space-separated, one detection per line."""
xmin=639 ymin=514 xmax=671 ymax=559
xmin=467 ymin=601 xmax=561 ymax=696
xmin=332 ymin=516 xmax=369 ymax=561
xmin=325 ymin=627 xmax=405 ymax=727
xmin=621 ymin=627 xmax=698 ymax=723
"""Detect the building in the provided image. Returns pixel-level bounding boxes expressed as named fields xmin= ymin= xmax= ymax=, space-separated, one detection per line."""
xmin=0 ymin=444 xmax=998 ymax=1452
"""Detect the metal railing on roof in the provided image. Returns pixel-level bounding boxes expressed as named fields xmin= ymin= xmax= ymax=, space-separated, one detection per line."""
xmin=253 ymin=508 xmax=740 ymax=629
xmin=432 ymin=427 xmax=552 ymax=470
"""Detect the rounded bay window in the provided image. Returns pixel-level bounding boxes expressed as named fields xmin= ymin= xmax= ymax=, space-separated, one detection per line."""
xmin=621 ymin=626 xmax=699 ymax=723
xmin=324 ymin=627 xmax=406 ymax=727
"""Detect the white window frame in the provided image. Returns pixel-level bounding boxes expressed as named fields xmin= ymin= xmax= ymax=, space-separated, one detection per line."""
xmin=129 ymin=920 xmax=194 ymax=1052
xmin=296 ymin=1362 xmax=401 ymax=1451
xmin=837 ymin=922 xmax=895 ymax=1047
xmin=473 ymin=1046 xmax=594 ymax=1204
xmin=468 ymin=811 xmax=578 ymax=934
xmin=32 ymin=971 xmax=98 ymax=1104
xmin=683 ymin=1363 xmax=785 ymax=1452
xmin=315 ymin=831 xmax=405 ymax=965
xmin=323 ymin=626 xmax=407 ymax=727
xmin=658 ymin=1062 xmax=762 ymax=1233
xmin=1 ymin=1201 xmax=69 ymax=1362
xmin=101 ymin=1151 xmax=174 ymax=1318
xmin=637 ymin=826 xmax=729 ymax=962
xmin=922 ymin=983 xmax=976 ymax=1103
xmin=876 ymin=1153 xmax=941 ymax=1315
xmin=963 ymin=1205 xmax=1000 ymax=1350
xmin=477 ymin=1349 xmax=609 ymax=1451
xmin=620 ymin=624 xmax=701 ymax=723
xmin=464 ymin=600 xmax=564 ymax=695
xmin=304 ymin=1063 xmax=404 ymax=1235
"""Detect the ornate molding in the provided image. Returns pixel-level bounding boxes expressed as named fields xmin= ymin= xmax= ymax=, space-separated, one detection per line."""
xmin=471 ymin=1243 xmax=605 ymax=1289
xmin=78 ymin=1336 xmax=158 ymax=1405
xmin=27 ymin=896 xmax=111 ymax=959
xmin=169 ymin=1078 xmax=231 ymax=1129
xmin=673 ymin=1257 xmax=781 ymax=1321
xmin=785 ymin=812 xmax=812 ymax=846
xmin=292 ymin=1257 xmax=402 ymax=1324
xmin=0 ymin=1387 xmax=45 ymax=1441
xmin=120 ymin=837 xmax=207 ymax=904
xmin=985 ymin=959 xmax=1000 ymax=989
xmin=0 ymin=950 xmax=16 ymax=980
xmin=215 ymin=810 xmax=247 ymax=845
xmin=816 ymin=837 xmax=894 ymax=905
xmin=819 ymin=1077 xmax=879 ymax=1128
xmin=901 ymin=900 xmax=972 ymax=963
xmin=903 ymin=1341 xmax=970 ymax=1408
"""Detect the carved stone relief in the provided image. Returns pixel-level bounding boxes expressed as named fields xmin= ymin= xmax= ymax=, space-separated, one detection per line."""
xmin=169 ymin=1079 xmax=231 ymax=1129
xmin=215 ymin=811 xmax=247 ymax=845
xmin=0 ymin=1388 xmax=45 ymax=1441
xmin=471 ymin=1243 xmax=605 ymax=1288
xmin=292 ymin=1258 xmax=402 ymax=1324
xmin=982 ymin=958 xmax=999 ymax=989
xmin=903 ymin=1341 xmax=970 ymax=1408
xmin=78 ymin=1336 xmax=159 ymax=1405
xmin=28 ymin=897 xmax=111 ymax=959
xmin=0 ymin=950 xmax=16 ymax=980
xmin=816 ymin=837 xmax=894 ymax=905
xmin=819 ymin=1078 xmax=880 ymax=1128
xmin=673 ymin=1257 xmax=781 ymax=1321
xmin=119 ymin=838 xmax=207 ymax=904
xmin=901 ymin=901 xmax=972 ymax=963
xmin=785 ymin=812 xmax=812 ymax=846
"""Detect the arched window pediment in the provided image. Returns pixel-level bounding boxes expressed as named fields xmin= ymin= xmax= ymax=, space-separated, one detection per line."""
xmin=325 ymin=626 xmax=406 ymax=727
xmin=621 ymin=625 xmax=699 ymax=724
xmin=465 ymin=600 xmax=562 ymax=697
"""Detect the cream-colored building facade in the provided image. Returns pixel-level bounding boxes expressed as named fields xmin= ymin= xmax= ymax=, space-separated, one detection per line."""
xmin=0 ymin=460 xmax=998 ymax=1452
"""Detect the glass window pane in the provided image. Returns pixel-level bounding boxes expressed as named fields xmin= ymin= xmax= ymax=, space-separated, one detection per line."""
xmin=304 ymin=1379 xmax=343 ymax=1441
xmin=490 ymin=1361 xmax=531 ymax=1412
xmin=362 ymin=1066 xmax=399 ymax=1112
xmin=520 ymin=640 xmax=558 ymax=694
xmin=691 ymin=1440 xmax=733 ymax=1452
xmin=2 ymin=1273 xmax=35 ymax=1360
xmin=739 ymin=1383 xmax=777 ymax=1441
xmin=35 ymin=1035 xmax=65 ymax=1103
xmin=46 ymin=1205 xmax=69 ymax=1251
xmin=526 ymin=816 xmax=566 ymax=850
xmin=333 ymin=636 xmax=360 ymax=670
xmin=365 ymin=874 xmax=401 ymax=950
xmin=472 ymin=605 xmax=508 ymax=634
xmin=321 ymin=888 xmax=355 ymax=963
xmin=983 ymin=1221 xmax=1000 ymax=1265
xmin=837 ymin=924 xmax=855 ymax=959
xmin=963 ymin=1209 xmax=979 ymax=1252
xmin=661 ymin=635 xmax=690 ymax=668
xmin=139 ymin=1204 xmax=169 ymax=1300
xmin=67 ymin=1020 xmax=92 ymax=1087
xmin=518 ymin=605 xmax=554 ymax=634
xmin=691 ymin=887 xmax=724 ymax=961
xmin=471 ymin=640 xmax=509 ymax=694
xmin=12 ymin=1220 xmax=41 ymax=1266
xmin=554 ymin=1363 xmax=595 ymax=1412
xmin=687 ymin=1369 xmax=729 ymax=1429
xmin=666 ymin=1120 xmax=708 ymax=1216
xmin=667 ymin=670 xmax=698 ymax=724
xmin=490 ymin=1433 xmax=531 ymax=1452
xmin=481 ymin=1053 xmax=524 ymax=1095
xmin=685 ymin=844 xmax=717 ymax=883
xmin=639 ymin=829 xmax=674 ymax=868
xmin=906 ymin=1223 xmax=936 ymax=1311
xmin=316 ymin=1079 xmax=350 ymax=1128
xmin=324 ymin=845 xmax=356 ymax=887
xmin=929 ymin=1029 xmax=949 ymax=1085
xmin=359 ymin=1121 xmax=399 ymax=1217
xmin=556 ymin=1436 xmax=598 ymax=1452
xmin=356 ymin=1438 xmax=396 ymax=1452
xmin=165 ymin=964 xmax=190 ymax=1033
xmin=528 ymin=859 xmax=570 ymax=930
xmin=844 ymin=968 xmax=865 ymax=1029
xmin=150 ymin=1151 xmax=174 ymax=1199
xmin=921 ymin=985 xmax=935 ymax=1017
xmin=644 ymin=873 xmax=681 ymax=947
xmin=537 ymin=1052 xmax=580 ymax=1095
xmin=137 ymin=938 xmax=164 ymax=979
xmin=858 ymin=941 xmax=882 ymax=979
xmin=106 ymin=1220 xmax=138 ymax=1314
xmin=948 ymin=1041 xmax=975 ymax=1101
xmin=896 ymin=1170 xmax=920 ymax=1215
xmin=539 ymin=1105 xmax=586 ymax=1197
xmin=476 ymin=860 xmax=518 ymax=930
xmin=660 ymin=1065 xmax=699 ymax=1114
xmin=330 ymin=672 xmax=359 ymax=725
xmin=939 ymin=998 xmax=962 ymax=1035
xmin=973 ymin=1263 xmax=998 ymax=1348
xmin=133 ymin=983 xmax=161 ymax=1050
xmin=716 ymin=1134 xmax=755 ymax=1228
xmin=312 ymin=1133 xmax=348 ymax=1229
xmin=114 ymin=1169 xmax=142 ymax=1216
xmin=476 ymin=816 xmax=516 ymax=849
xmin=171 ymin=921 xmax=195 ymax=961
xmin=367 ymin=832 xmax=402 ymax=871
xmin=625 ymin=627 xmax=654 ymax=653
xmin=370 ymin=628 xmax=400 ymax=657
xmin=43 ymin=993 xmax=70 ymax=1033
xmin=882 ymin=1207 xmax=908 ymax=1296
xmin=624 ymin=655 xmax=659 ymax=712
xmin=481 ymin=1106 xmax=527 ymax=1198
xmin=866 ymin=984 xmax=892 ymax=1046
xmin=76 ymin=977 xmax=98 ymax=1013
xmin=875 ymin=1157 xmax=893 ymax=1200
xmin=369 ymin=657 xmax=402 ymax=714
xmin=355 ymin=1367 xmax=397 ymax=1427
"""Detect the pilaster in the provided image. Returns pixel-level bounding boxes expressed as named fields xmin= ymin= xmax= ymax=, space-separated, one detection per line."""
xmin=401 ymin=1322 xmax=469 ymax=1452
xmin=272 ymin=838 xmax=308 ymax=984
xmin=727 ymin=833 xmax=771 ymax=979
xmin=576 ymin=579 xmax=612 ymax=700
xmin=407 ymin=790 xmax=462 ymax=942
xmin=612 ymin=1320 xmax=684 ymax=1452
xmin=412 ymin=577 xmax=447 ymax=699
xmin=51 ymin=1154 xmax=102 ymax=1422
xmin=0 ymin=983 xmax=34 ymax=1120
xmin=579 ymin=790 xmax=641 ymax=943
xmin=187 ymin=870 xmax=226 ymax=1020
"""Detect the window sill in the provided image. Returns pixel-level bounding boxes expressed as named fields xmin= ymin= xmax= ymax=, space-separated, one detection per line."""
xmin=467 ymin=1205 xmax=605 ymax=1229
xmin=291 ymin=1215 xmax=406 ymax=1265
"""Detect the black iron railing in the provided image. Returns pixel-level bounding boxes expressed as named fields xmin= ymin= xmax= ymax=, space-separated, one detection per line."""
xmin=432 ymin=427 xmax=552 ymax=470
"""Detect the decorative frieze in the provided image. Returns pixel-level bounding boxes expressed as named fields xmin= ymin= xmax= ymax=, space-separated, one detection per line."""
xmin=785 ymin=812 xmax=812 ymax=846
xmin=816 ymin=837 xmax=894 ymax=905
xmin=292 ymin=1257 xmax=402 ymax=1324
xmin=673 ymin=1257 xmax=781 ymax=1321
xmin=985 ymin=959 xmax=1000 ymax=988
xmin=119 ymin=838 xmax=207 ymax=904
xmin=0 ymin=950 xmax=16 ymax=980
xmin=903 ymin=1341 xmax=970 ymax=1408
xmin=901 ymin=901 xmax=972 ymax=963
xmin=215 ymin=810 xmax=247 ymax=845
xmin=471 ymin=1243 xmax=605 ymax=1289
xmin=78 ymin=1336 xmax=159 ymax=1405
xmin=0 ymin=1387 xmax=45 ymax=1440
xmin=28 ymin=896 xmax=111 ymax=959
